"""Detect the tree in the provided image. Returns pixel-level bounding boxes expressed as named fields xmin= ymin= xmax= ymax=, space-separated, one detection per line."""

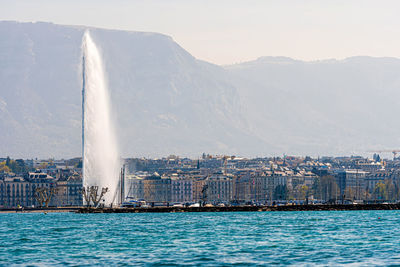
xmin=274 ymin=185 xmax=288 ymax=200
xmin=15 ymin=159 xmax=28 ymax=173
xmin=299 ymin=185 xmax=309 ymax=201
xmin=394 ymin=182 xmax=400 ymax=202
xmin=292 ymin=184 xmax=309 ymax=201
xmin=373 ymin=179 xmax=397 ymax=202
xmin=38 ymin=162 xmax=48 ymax=170
xmin=74 ymin=160 xmax=82 ymax=168
xmin=0 ymin=161 xmax=10 ymax=173
xmin=373 ymin=182 xmax=387 ymax=200
xmin=385 ymin=179 xmax=396 ymax=202
xmin=5 ymin=158 xmax=29 ymax=174
xmin=344 ymin=187 xmax=355 ymax=201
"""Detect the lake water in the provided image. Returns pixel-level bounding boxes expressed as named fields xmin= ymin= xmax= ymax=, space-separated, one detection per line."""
xmin=1 ymin=210 xmax=400 ymax=266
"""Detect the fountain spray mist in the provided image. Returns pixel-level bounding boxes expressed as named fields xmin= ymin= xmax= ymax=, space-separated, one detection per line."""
xmin=82 ymin=30 xmax=120 ymax=205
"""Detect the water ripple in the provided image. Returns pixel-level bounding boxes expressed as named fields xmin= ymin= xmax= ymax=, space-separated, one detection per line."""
xmin=1 ymin=211 xmax=400 ymax=265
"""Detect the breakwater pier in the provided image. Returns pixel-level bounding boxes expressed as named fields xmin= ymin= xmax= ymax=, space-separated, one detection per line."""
xmin=0 ymin=207 xmax=81 ymax=213
xmin=2 ymin=203 xmax=399 ymax=213
xmin=76 ymin=203 xmax=400 ymax=213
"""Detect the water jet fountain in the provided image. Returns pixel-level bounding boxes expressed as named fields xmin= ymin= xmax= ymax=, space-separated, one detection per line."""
xmin=81 ymin=31 xmax=120 ymax=206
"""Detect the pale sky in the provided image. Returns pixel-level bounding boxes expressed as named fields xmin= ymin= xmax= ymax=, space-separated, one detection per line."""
xmin=1 ymin=0 xmax=400 ymax=65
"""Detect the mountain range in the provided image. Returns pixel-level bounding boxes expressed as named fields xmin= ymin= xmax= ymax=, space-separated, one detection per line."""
xmin=1 ymin=21 xmax=400 ymax=158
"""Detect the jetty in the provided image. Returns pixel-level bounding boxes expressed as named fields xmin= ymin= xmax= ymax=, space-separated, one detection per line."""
xmin=76 ymin=203 xmax=400 ymax=213
xmin=0 ymin=207 xmax=81 ymax=213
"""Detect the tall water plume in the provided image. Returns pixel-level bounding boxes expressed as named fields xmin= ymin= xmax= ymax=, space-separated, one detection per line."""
xmin=82 ymin=31 xmax=120 ymax=205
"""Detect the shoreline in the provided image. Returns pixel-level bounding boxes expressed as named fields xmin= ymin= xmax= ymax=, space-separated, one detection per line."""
xmin=2 ymin=203 xmax=400 ymax=214
xmin=76 ymin=203 xmax=400 ymax=213
xmin=0 ymin=207 xmax=81 ymax=214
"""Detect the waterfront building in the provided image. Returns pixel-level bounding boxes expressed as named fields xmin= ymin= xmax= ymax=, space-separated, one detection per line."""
xmin=335 ymin=170 xmax=368 ymax=201
xmin=365 ymin=171 xmax=390 ymax=193
xmin=55 ymin=180 xmax=68 ymax=206
xmin=0 ymin=176 xmax=30 ymax=208
xmin=0 ymin=170 xmax=82 ymax=208
xmin=125 ymin=174 xmax=146 ymax=200
xmin=28 ymin=172 xmax=57 ymax=207
xmin=233 ymin=173 xmax=255 ymax=204
xmin=192 ymin=178 xmax=207 ymax=203
xmin=0 ymin=173 xmax=56 ymax=208
xmin=170 ymin=175 xmax=193 ymax=203
xmin=142 ymin=174 xmax=171 ymax=203
xmin=205 ymin=174 xmax=233 ymax=204
xmin=232 ymin=169 xmax=313 ymax=204
xmin=66 ymin=175 xmax=83 ymax=206
xmin=233 ymin=172 xmax=267 ymax=204
xmin=262 ymin=171 xmax=288 ymax=202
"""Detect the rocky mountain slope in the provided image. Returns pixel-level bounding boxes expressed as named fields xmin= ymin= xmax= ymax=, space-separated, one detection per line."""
xmin=0 ymin=21 xmax=265 ymax=158
xmin=226 ymin=56 xmax=400 ymax=156
xmin=1 ymin=21 xmax=399 ymax=158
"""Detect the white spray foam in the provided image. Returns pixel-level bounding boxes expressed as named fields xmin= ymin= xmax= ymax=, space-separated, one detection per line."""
xmin=82 ymin=31 xmax=120 ymax=205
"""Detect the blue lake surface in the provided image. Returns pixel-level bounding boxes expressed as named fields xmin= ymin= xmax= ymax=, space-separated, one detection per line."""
xmin=1 ymin=210 xmax=400 ymax=266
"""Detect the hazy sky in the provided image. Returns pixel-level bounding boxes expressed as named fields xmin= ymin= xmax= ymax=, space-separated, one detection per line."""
xmin=1 ymin=0 xmax=400 ymax=65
